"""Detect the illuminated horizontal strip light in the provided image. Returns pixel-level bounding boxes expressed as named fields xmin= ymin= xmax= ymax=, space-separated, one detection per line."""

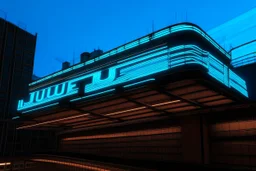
xmin=31 ymin=159 xmax=109 ymax=171
xmin=63 ymin=126 xmax=181 ymax=141
xmin=17 ymin=113 xmax=89 ymax=130
xmin=17 ymin=100 xmax=181 ymax=129
xmin=12 ymin=116 xmax=20 ymax=120
xmin=22 ymin=102 xmax=59 ymax=114
xmin=151 ymin=100 xmax=180 ymax=107
xmin=105 ymin=106 xmax=147 ymax=116
xmin=0 ymin=162 xmax=11 ymax=166
xmin=105 ymin=100 xmax=181 ymax=116
xmin=123 ymin=78 xmax=155 ymax=88
xmin=29 ymin=24 xmax=230 ymax=87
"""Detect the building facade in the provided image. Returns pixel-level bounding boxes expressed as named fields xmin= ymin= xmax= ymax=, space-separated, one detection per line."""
xmin=10 ymin=22 xmax=256 ymax=170
xmin=1 ymin=8 xmax=256 ymax=170
xmin=208 ymin=7 xmax=256 ymax=100
xmin=0 ymin=18 xmax=37 ymax=157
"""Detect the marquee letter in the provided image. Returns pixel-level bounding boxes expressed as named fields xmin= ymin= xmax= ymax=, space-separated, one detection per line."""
xmin=35 ymin=89 xmax=46 ymax=102
xmin=67 ymin=80 xmax=78 ymax=95
xmin=85 ymin=67 xmax=117 ymax=93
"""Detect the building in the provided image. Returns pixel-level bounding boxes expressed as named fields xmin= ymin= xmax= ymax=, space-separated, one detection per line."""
xmin=0 ymin=18 xmax=37 ymax=157
xmin=10 ymin=21 xmax=256 ymax=170
xmin=208 ymin=7 xmax=256 ymax=100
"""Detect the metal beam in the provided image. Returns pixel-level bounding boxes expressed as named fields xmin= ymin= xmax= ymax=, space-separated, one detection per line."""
xmin=120 ymin=94 xmax=171 ymax=116
xmin=68 ymin=104 xmax=123 ymax=123
xmin=152 ymin=85 xmax=206 ymax=108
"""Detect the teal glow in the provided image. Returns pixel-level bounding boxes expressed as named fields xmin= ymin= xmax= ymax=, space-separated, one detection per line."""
xmin=232 ymin=54 xmax=256 ymax=67
xmin=229 ymin=70 xmax=247 ymax=87
xmin=18 ymin=80 xmax=78 ymax=111
xmin=19 ymin=91 xmax=76 ymax=111
xmin=85 ymin=67 xmax=117 ymax=93
xmin=109 ymin=50 xmax=117 ymax=56
xmin=229 ymin=70 xmax=248 ymax=96
xmin=70 ymin=89 xmax=115 ymax=102
xmin=125 ymin=40 xmax=139 ymax=50
xmin=208 ymin=8 xmax=256 ymax=53
xmin=47 ymin=83 xmax=64 ymax=98
xmin=72 ymin=63 xmax=84 ymax=69
xmin=62 ymin=68 xmax=72 ymax=74
xmin=29 ymin=24 xmax=230 ymax=87
xmin=139 ymin=36 xmax=150 ymax=44
xmin=19 ymin=44 xmax=248 ymax=112
xmin=22 ymin=102 xmax=59 ymax=114
xmin=231 ymin=41 xmax=256 ymax=67
xmin=124 ymin=78 xmax=155 ymax=88
xmin=35 ymin=89 xmax=46 ymax=102
xmin=67 ymin=80 xmax=79 ymax=94
xmin=117 ymin=46 xmax=168 ymax=64
xmin=152 ymin=28 xmax=170 ymax=39
xmin=117 ymin=46 xmax=125 ymax=53
xmin=12 ymin=116 xmax=20 ymax=120
xmin=99 ymin=53 xmax=109 ymax=60
xmin=85 ymin=59 xmax=94 ymax=65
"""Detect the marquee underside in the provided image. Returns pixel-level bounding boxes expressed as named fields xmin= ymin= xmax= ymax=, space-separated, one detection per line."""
xmin=16 ymin=70 xmax=247 ymax=134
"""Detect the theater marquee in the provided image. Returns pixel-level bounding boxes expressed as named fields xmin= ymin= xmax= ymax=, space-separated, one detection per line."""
xmin=18 ymin=45 xmax=248 ymax=112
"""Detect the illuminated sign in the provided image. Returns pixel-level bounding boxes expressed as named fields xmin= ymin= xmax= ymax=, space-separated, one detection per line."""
xmin=18 ymin=45 xmax=248 ymax=112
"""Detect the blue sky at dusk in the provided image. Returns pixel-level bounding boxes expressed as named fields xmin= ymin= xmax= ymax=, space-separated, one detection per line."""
xmin=1 ymin=0 xmax=256 ymax=77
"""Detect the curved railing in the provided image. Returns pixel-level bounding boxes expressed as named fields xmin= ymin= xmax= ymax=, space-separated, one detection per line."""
xmin=29 ymin=23 xmax=231 ymax=87
xmin=231 ymin=52 xmax=256 ymax=68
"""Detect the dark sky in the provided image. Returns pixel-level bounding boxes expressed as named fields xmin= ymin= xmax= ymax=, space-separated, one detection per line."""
xmin=1 ymin=0 xmax=256 ymax=77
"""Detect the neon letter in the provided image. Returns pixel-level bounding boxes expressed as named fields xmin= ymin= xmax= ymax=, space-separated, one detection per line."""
xmin=35 ymin=89 xmax=46 ymax=102
xmin=85 ymin=67 xmax=117 ymax=93
xmin=67 ymin=80 xmax=78 ymax=94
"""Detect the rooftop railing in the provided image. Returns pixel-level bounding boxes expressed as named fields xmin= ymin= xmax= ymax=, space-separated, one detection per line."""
xmin=29 ymin=23 xmax=231 ymax=87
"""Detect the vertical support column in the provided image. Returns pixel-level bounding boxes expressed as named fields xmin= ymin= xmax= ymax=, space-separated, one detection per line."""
xmin=181 ymin=115 xmax=209 ymax=164
xmin=201 ymin=116 xmax=210 ymax=164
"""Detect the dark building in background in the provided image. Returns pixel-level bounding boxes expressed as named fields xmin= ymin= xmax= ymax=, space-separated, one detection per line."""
xmin=229 ymin=41 xmax=256 ymax=100
xmin=208 ymin=8 xmax=256 ymax=100
xmin=0 ymin=18 xmax=37 ymax=156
